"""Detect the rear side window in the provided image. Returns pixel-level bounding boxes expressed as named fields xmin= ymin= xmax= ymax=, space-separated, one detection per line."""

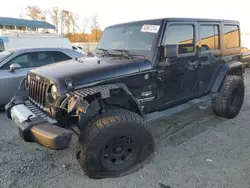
xmin=36 ymin=52 xmax=54 ymax=66
xmin=200 ymin=25 xmax=220 ymax=51
xmin=52 ymin=51 xmax=72 ymax=63
xmin=164 ymin=24 xmax=195 ymax=54
xmin=224 ymin=25 xmax=240 ymax=49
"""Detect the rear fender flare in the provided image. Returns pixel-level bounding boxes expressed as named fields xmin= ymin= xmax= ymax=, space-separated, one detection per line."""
xmin=211 ymin=61 xmax=244 ymax=93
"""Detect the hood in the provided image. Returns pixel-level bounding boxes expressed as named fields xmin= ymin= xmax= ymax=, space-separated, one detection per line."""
xmin=31 ymin=56 xmax=152 ymax=94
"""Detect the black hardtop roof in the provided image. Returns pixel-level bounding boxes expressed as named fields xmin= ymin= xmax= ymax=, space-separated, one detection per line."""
xmin=107 ymin=17 xmax=239 ymax=28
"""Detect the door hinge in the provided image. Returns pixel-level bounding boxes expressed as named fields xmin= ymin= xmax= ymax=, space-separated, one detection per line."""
xmin=157 ymin=70 xmax=165 ymax=81
xmin=157 ymin=69 xmax=172 ymax=79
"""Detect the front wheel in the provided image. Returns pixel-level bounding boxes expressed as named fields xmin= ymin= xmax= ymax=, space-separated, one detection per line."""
xmin=76 ymin=109 xmax=154 ymax=179
xmin=212 ymin=75 xmax=244 ymax=118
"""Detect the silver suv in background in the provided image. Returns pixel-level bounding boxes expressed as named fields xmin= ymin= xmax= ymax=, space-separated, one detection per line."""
xmin=0 ymin=47 xmax=84 ymax=107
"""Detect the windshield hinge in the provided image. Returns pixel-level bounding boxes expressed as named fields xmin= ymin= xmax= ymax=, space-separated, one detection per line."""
xmin=65 ymin=78 xmax=74 ymax=91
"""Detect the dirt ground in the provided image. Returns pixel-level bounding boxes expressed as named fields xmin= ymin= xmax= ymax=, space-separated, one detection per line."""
xmin=1 ymin=70 xmax=250 ymax=188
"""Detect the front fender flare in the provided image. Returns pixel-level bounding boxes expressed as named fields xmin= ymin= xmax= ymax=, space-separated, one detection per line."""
xmin=64 ymin=83 xmax=143 ymax=116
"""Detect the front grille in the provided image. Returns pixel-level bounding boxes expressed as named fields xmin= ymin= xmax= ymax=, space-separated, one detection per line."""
xmin=28 ymin=74 xmax=49 ymax=107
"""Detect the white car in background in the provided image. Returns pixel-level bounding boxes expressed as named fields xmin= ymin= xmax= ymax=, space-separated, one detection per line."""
xmin=0 ymin=33 xmax=73 ymax=52
xmin=72 ymin=45 xmax=85 ymax=55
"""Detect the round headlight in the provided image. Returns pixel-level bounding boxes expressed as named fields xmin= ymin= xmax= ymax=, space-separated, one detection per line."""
xmin=51 ymin=85 xmax=58 ymax=99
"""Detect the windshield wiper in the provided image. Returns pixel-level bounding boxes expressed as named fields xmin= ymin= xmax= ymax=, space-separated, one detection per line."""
xmin=112 ymin=49 xmax=145 ymax=59
xmin=96 ymin=48 xmax=110 ymax=56
xmin=113 ymin=49 xmax=130 ymax=56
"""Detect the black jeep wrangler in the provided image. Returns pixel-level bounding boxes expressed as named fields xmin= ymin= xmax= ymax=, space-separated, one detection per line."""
xmin=6 ymin=18 xmax=245 ymax=179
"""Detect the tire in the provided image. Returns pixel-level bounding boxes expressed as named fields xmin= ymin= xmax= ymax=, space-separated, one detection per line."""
xmin=212 ymin=75 xmax=244 ymax=118
xmin=76 ymin=109 xmax=154 ymax=179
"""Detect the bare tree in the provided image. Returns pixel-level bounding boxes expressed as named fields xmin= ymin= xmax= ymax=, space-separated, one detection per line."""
xmin=63 ymin=10 xmax=71 ymax=33
xmin=90 ymin=14 xmax=100 ymax=41
xmin=46 ymin=7 xmax=60 ymax=33
xmin=90 ymin=14 xmax=100 ymax=30
xmin=26 ymin=6 xmax=46 ymax=21
xmin=70 ymin=12 xmax=78 ymax=33
xmin=81 ymin=18 xmax=89 ymax=33
xmin=19 ymin=8 xmax=24 ymax=19
xmin=59 ymin=10 xmax=67 ymax=34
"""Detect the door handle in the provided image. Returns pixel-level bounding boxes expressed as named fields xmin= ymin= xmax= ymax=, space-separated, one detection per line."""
xmin=187 ymin=60 xmax=199 ymax=69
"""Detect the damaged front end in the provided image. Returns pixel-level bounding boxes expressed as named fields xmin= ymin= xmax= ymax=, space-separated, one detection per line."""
xmin=5 ymin=96 xmax=73 ymax=150
xmin=6 ymin=72 xmax=120 ymax=150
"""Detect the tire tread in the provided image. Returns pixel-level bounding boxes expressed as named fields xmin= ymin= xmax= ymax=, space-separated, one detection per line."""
xmin=76 ymin=109 xmax=154 ymax=179
xmin=212 ymin=75 xmax=244 ymax=118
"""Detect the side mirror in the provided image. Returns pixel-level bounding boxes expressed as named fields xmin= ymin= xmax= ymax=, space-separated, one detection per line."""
xmin=9 ymin=63 xmax=21 ymax=72
xmin=161 ymin=44 xmax=178 ymax=59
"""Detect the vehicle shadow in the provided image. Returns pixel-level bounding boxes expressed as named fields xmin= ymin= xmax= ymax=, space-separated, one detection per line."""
xmin=0 ymin=100 xmax=228 ymax=148
xmin=151 ymin=101 xmax=227 ymax=147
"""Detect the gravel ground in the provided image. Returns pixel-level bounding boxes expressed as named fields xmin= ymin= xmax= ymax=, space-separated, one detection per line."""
xmin=1 ymin=70 xmax=250 ymax=188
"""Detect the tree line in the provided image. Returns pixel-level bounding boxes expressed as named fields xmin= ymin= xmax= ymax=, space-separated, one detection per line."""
xmin=23 ymin=6 xmax=102 ymax=42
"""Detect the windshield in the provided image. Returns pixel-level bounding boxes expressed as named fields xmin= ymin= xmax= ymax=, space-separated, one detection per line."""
xmin=0 ymin=51 xmax=12 ymax=62
xmin=97 ymin=22 xmax=161 ymax=52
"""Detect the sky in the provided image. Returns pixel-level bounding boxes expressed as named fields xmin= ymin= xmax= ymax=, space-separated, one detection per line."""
xmin=0 ymin=0 xmax=249 ymax=33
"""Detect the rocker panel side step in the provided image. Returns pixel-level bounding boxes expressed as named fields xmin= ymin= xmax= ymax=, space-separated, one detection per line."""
xmin=144 ymin=93 xmax=216 ymax=123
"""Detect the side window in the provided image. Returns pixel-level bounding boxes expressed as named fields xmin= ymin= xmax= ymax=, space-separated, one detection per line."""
xmin=52 ymin=51 xmax=72 ymax=63
xmin=164 ymin=24 xmax=195 ymax=54
xmin=0 ymin=38 xmax=4 ymax=52
xmin=2 ymin=53 xmax=30 ymax=69
xmin=224 ymin=25 xmax=240 ymax=49
xmin=200 ymin=25 xmax=220 ymax=52
xmin=36 ymin=52 xmax=54 ymax=66
xmin=2 ymin=52 xmax=54 ymax=69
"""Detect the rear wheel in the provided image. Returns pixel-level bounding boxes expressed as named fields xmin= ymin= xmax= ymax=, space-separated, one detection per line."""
xmin=76 ymin=109 xmax=154 ymax=179
xmin=212 ymin=75 xmax=244 ymax=118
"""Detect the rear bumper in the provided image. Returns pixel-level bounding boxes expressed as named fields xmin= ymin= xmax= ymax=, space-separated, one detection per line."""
xmin=5 ymin=96 xmax=73 ymax=150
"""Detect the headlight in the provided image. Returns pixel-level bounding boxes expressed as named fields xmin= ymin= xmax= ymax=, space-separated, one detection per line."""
xmin=47 ymin=84 xmax=59 ymax=104
xmin=51 ymin=85 xmax=58 ymax=99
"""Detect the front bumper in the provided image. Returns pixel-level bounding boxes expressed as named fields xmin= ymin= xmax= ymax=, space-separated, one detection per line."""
xmin=5 ymin=96 xmax=73 ymax=150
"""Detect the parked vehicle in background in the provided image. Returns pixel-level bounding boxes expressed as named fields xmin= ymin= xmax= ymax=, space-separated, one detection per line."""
xmin=6 ymin=18 xmax=245 ymax=179
xmin=0 ymin=33 xmax=72 ymax=52
xmin=0 ymin=17 xmax=72 ymax=51
xmin=241 ymin=47 xmax=250 ymax=67
xmin=0 ymin=47 xmax=84 ymax=106
xmin=72 ymin=45 xmax=85 ymax=55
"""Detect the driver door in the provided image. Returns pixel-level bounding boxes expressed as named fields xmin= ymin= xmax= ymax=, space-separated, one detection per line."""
xmin=151 ymin=22 xmax=200 ymax=111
